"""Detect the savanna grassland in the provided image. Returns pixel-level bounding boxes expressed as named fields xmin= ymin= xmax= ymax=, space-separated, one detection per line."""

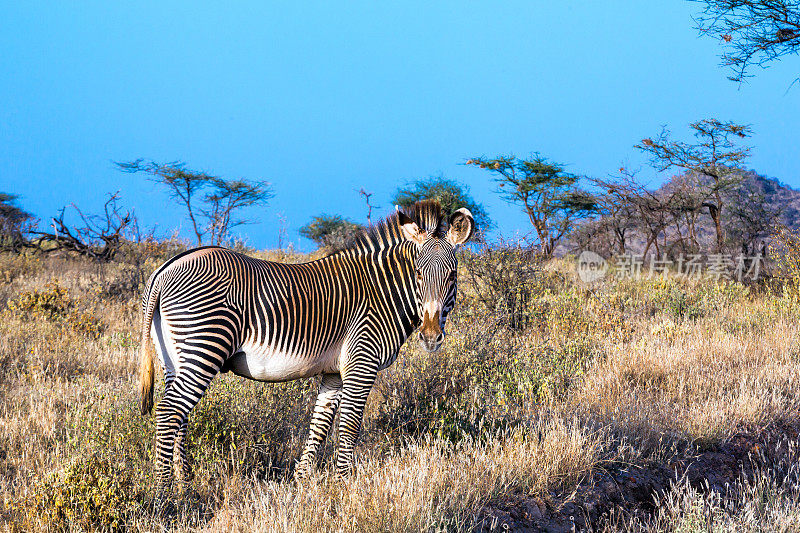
xmin=1 ymin=241 xmax=800 ymax=532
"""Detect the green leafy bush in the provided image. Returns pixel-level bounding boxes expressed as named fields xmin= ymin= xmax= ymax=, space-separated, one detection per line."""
xmin=6 ymin=280 xmax=104 ymax=338
xmin=188 ymin=377 xmax=316 ymax=478
xmin=22 ymin=455 xmax=139 ymax=531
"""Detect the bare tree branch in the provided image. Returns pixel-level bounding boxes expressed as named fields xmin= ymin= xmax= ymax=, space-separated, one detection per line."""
xmin=692 ymin=0 xmax=800 ymax=83
xmin=31 ymin=192 xmax=134 ymax=261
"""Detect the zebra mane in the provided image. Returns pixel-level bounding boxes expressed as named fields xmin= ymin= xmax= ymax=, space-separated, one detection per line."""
xmin=331 ymin=199 xmax=446 ymax=254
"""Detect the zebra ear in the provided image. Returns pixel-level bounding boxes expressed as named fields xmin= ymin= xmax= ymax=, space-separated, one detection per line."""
xmin=397 ymin=206 xmax=426 ymax=245
xmin=446 ymin=208 xmax=475 ymax=247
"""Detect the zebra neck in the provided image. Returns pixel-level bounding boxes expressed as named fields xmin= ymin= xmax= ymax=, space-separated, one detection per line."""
xmin=348 ymin=242 xmax=421 ymax=344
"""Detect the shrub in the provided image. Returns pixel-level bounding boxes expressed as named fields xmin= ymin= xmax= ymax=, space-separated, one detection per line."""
xmin=771 ymin=224 xmax=800 ymax=302
xmin=460 ymin=243 xmax=548 ymax=330
xmin=6 ymin=280 xmax=104 ymax=338
xmin=70 ymin=387 xmax=155 ymax=469
xmin=19 ymin=455 xmax=139 ymax=531
xmin=665 ymin=286 xmax=703 ymax=322
xmin=187 ymin=376 xmax=316 ymax=479
xmin=0 ymin=253 xmax=41 ymax=284
xmin=604 ymin=276 xmax=749 ymax=324
xmin=100 ymin=265 xmax=144 ymax=301
xmin=7 ymin=280 xmax=72 ymax=319
xmin=371 ymin=306 xmax=604 ymax=445
xmin=372 ymin=347 xmax=489 ymax=443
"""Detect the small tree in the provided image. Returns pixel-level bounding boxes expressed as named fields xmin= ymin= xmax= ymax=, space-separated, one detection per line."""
xmin=662 ymin=174 xmax=708 ymax=255
xmin=636 ymin=119 xmax=751 ymax=252
xmin=692 ymin=0 xmax=800 ymax=82
xmin=116 ymin=160 xmax=273 ymax=246
xmin=391 ymin=176 xmax=491 ymax=233
xmin=468 ymin=154 xmax=596 ymax=256
xmin=358 ymin=188 xmax=377 ymax=226
xmin=299 ymin=214 xmax=363 ymax=249
xmin=590 ymin=175 xmax=641 ymax=254
xmin=597 ymin=172 xmax=676 ymax=257
xmin=726 ymin=182 xmax=783 ymax=255
xmin=0 ymin=193 xmax=34 ymax=251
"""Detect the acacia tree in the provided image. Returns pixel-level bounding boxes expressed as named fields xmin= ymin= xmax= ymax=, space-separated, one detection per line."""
xmin=299 ymin=214 xmax=363 ymax=249
xmin=391 ymin=176 xmax=491 ymax=233
xmin=693 ymin=0 xmax=800 ymax=82
xmin=0 ymin=193 xmax=34 ymax=251
xmin=591 ymin=169 xmax=701 ymax=257
xmin=590 ymin=176 xmax=641 ymax=254
xmin=594 ymin=172 xmax=679 ymax=258
xmin=204 ymin=179 xmax=274 ymax=246
xmin=468 ymin=154 xmax=596 ymax=256
xmin=116 ymin=160 xmax=273 ymax=246
xmin=636 ymin=119 xmax=751 ymax=252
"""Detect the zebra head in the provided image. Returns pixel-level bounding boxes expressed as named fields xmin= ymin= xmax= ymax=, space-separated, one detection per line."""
xmin=398 ymin=207 xmax=475 ymax=352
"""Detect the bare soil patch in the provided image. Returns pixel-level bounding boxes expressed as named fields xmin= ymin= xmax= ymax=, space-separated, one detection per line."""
xmin=479 ymin=420 xmax=800 ymax=532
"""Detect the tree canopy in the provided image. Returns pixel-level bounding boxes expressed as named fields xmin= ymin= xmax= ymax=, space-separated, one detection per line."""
xmin=116 ymin=160 xmax=273 ymax=246
xmin=468 ymin=155 xmax=596 ymax=256
xmin=636 ymin=118 xmax=752 ymax=251
xmin=299 ymin=214 xmax=363 ymax=249
xmin=693 ymin=0 xmax=800 ymax=82
xmin=391 ymin=176 xmax=491 ymax=234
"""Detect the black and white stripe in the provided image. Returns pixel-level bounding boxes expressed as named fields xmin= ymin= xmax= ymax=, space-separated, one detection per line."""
xmin=138 ymin=200 xmax=475 ymax=499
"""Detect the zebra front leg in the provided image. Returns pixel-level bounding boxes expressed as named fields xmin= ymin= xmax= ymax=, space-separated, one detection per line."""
xmin=296 ymin=373 xmax=342 ymax=480
xmin=335 ymin=362 xmax=378 ymax=477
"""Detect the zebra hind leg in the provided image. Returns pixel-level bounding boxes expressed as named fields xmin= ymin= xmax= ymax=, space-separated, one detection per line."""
xmin=296 ymin=373 xmax=342 ymax=480
xmin=335 ymin=361 xmax=378 ymax=477
xmin=174 ymin=416 xmax=192 ymax=489
xmin=153 ymin=361 xmax=222 ymax=514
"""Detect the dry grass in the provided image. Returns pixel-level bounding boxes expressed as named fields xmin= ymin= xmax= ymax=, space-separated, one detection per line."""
xmin=190 ymin=418 xmax=602 ymax=533
xmin=573 ymin=296 xmax=800 ymax=449
xmin=0 ymin=248 xmax=799 ymax=531
xmin=617 ymin=438 xmax=800 ymax=532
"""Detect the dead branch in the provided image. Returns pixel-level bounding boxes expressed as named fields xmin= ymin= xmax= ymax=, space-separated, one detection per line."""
xmin=31 ymin=192 xmax=134 ymax=261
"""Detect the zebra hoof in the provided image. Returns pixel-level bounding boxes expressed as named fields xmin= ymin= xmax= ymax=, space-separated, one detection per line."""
xmin=294 ymin=461 xmax=316 ymax=483
xmin=154 ymin=494 xmax=177 ymax=520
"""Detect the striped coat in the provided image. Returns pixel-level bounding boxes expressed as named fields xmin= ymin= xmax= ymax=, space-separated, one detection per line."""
xmin=139 ymin=200 xmax=474 ymax=500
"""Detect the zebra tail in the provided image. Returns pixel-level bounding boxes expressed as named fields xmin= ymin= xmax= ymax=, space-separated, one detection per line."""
xmin=139 ymin=332 xmax=155 ymax=416
xmin=139 ymin=273 xmax=162 ymax=416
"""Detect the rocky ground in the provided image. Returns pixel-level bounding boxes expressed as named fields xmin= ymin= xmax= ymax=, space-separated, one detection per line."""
xmin=478 ymin=421 xmax=800 ymax=532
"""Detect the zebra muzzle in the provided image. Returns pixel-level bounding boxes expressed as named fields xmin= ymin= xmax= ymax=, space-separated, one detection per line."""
xmin=418 ymin=309 xmax=444 ymax=352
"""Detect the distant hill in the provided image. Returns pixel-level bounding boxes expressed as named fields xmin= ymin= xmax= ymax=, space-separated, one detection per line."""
xmin=735 ymin=170 xmax=800 ymax=229
xmin=569 ymin=169 xmax=800 ymax=257
xmin=656 ymin=170 xmax=800 ymax=253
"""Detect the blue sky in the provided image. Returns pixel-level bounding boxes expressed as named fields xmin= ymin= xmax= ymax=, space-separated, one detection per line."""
xmin=1 ymin=1 xmax=797 ymax=251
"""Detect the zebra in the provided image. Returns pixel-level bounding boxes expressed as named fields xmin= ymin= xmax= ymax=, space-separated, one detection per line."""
xmin=138 ymin=200 xmax=474 ymax=500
